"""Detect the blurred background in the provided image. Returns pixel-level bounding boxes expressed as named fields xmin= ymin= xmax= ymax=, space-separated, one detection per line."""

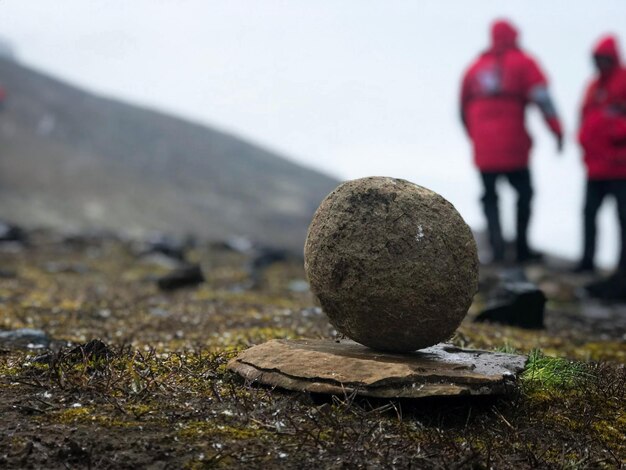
xmin=0 ymin=1 xmax=624 ymax=263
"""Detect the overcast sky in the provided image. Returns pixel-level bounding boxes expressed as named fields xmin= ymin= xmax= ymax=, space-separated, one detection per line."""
xmin=1 ymin=1 xmax=625 ymax=264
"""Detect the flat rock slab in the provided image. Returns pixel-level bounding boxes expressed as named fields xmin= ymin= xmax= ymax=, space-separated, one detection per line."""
xmin=228 ymin=339 xmax=527 ymax=398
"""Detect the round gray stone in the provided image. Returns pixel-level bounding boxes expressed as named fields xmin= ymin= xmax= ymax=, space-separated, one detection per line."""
xmin=304 ymin=176 xmax=479 ymax=352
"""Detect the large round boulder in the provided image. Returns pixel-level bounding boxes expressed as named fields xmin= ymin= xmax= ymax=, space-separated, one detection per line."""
xmin=304 ymin=176 xmax=478 ymax=352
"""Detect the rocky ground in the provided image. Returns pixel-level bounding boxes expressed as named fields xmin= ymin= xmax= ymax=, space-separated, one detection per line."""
xmin=0 ymin=230 xmax=624 ymax=469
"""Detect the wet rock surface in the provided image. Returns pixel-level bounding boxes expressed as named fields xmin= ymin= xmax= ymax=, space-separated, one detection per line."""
xmin=304 ymin=177 xmax=479 ymax=352
xmin=228 ymin=339 xmax=526 ymax=398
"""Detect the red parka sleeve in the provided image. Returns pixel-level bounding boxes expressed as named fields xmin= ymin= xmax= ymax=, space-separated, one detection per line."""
xmin=523 ymin=58 xmax=547 ymax=96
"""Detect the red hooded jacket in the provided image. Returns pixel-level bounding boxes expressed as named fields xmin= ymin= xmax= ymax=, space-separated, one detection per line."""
xmin=461 ymin=20 xmax=562 ymax=172
xmin=578 ymin=35 xmax=626 ymax=180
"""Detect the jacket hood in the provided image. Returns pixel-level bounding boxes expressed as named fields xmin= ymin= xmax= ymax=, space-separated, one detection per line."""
xmin=593 ymin=35 xmax=620 ymax=63
xmin=490 ymin=20 xmax=518 ymax=54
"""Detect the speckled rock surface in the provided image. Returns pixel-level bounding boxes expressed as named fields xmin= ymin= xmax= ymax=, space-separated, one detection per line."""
xmin=304 ymin=177 xmax=478 ymax=352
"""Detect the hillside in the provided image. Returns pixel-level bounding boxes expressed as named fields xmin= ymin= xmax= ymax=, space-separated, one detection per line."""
xmin=0 ymin=58 xmax=338 ymax=251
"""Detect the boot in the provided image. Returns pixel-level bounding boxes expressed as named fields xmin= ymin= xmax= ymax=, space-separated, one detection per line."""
xmin=516 ymin=195 xmax=541 ymax=263
xmin=484 ymin=203 xmax=505 ymax=263
xmin=572 ymin=258 xmax=595 ymax=274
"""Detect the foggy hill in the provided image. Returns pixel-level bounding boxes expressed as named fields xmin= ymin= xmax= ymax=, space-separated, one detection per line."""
xmin=0 ymin=58 xmax=339 ymax=251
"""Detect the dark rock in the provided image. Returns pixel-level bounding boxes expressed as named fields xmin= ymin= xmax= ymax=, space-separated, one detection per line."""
xmin=60 ymin=229 xmax=121 ymax=247
xmin=0 ymin=220 xmax=27 ymax=243
xmin=0 ymin=328 xmax=50 ymax=349
xmin=134 ymin=233 xmax=191 ymax=261
xmin=139 ymin=252 xmax=186 ymax=270
xmin=476 ymin=268 xmax=546 ymax=329
xmin=157 ymin=264 xmax=205 ymax=291
xmin=304 ymin=177 xmax=479 ymax=352
xmin=210 ymin=236 xmax=254 ymax=254
xmin=0 ymin=269 xmax=17 ymax=278
xmin=246 ymin=246 xmax=299 ymax=288
xmin=585 ymin=271 xmax=626 ymax=302
xmin=251 ymin=246 xmax=293 ymax=271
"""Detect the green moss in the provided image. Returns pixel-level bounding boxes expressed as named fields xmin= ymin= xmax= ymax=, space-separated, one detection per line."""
xmin=53 ymin=406 xmax=93 ymax=424
xmin=591 ymin=416 xmax=626 ymax=444
xmin=183 ymin=455 xmax=235 ymax=469
xmin=179 ymin=420 xmax=268 ymax=441
xmin=127 ymin=403 xmax=153 ymax=419
xmin=522 ymin=350 xmax=591 ymax=390
xmin=578 ymin=341 xmax=626 ymax=362
xmin=0 ymin=359 xmax=23 ymax=377
xmin=49 ymin=405 xmax=153 ymax=428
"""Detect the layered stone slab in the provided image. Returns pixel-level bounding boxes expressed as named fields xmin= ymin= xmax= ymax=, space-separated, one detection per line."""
xmin=227 ymin=339 xmax=527 ymax=398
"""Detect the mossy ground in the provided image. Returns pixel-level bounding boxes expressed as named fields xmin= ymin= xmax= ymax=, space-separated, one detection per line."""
xmin=0 ymin=232 xmax=624 ymax=469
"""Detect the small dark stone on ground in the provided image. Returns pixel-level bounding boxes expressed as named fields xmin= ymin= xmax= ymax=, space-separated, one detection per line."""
xmin=139 ymin=252 xmax=187 ymax=270
xmin=0 ymin=268 xmax=17 ymax=278
xmin=0 ymin=220 xmax=28 ymax=244
xmin=585 ymin=271 xmax=626 ymax=302
xmin=157 ymin=264 xmax=205 ymax=291
xmin=476 ymin=268 xmax=546 ymax=329
xmin=248 ymin=246 xmax=299 ymax=287
xmin=133 ymin=233 xmax=191 ymax=261
xmin=210 ymin=236 xmax=254 ymax=254
xmin=0 ymin=328 xmax=50 ymax=349
xmin=60 ymin=230 xmax=121 ymax=247
xmin=251 ymin=247 xmax=293 ymax=271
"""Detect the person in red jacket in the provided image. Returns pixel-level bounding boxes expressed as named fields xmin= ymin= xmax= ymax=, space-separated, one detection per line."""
xmin=460 ymin=19 xmax=563 ymax=263
xmin=576 ymin=35 xmax=626 ymax=273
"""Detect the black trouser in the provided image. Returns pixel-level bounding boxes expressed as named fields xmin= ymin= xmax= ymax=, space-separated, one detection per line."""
xmin=581 ymin=179 xmax=626 ymax=271
xmin=480 ymin=169 xmax=533 ymax=261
